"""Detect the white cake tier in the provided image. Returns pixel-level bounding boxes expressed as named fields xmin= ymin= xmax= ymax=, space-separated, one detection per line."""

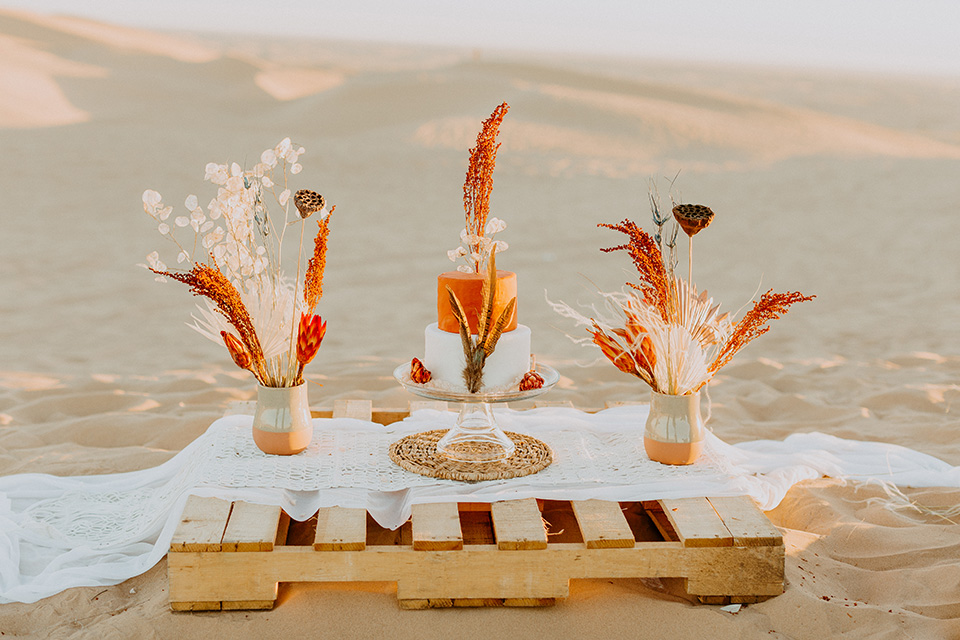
xmin=423 ymin=323 xmax=531 ymax=392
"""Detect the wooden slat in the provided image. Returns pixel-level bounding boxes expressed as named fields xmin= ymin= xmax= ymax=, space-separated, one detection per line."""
xmin=169 ymin=538 xmax=784 ymax=604
xmin=221 ymin=502 xmax=283 ymax=552
xmin=409 ymin=400 xmax=448 ymax=413
xmin=642 ymin=501 xmax=680 ymax=542
xmin=571 ymin=500 xmax=635 ymax=549
xmin=170 ymin=496 xmax=232 ymax=552
xmin=657 ymin=498 xmax=733 ymax=547
xmin=412 ymin=503 xmax=463 ymax=551
xmin=332 ymin=399 xmax=373 ymax=420
xmin=371 ymin=409 xmax=410 ymax=426
xmin=399 ymin=597 xmax=556 ymax=609
xmin=314 ymin=507 xmax=367 ymax=551
xmin=491 ymin=498 xmax=547 ymax=550
xmin=707 ymin=496 xmax=782 ymax=547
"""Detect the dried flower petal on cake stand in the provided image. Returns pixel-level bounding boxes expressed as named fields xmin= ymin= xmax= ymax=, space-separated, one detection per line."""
xmin=519 ymin=370 xmax=544 ymax=391
xmin=410 ymin=358 xmax=432 ymax=384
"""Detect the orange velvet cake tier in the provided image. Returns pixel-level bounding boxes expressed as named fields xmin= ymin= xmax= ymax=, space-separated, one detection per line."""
xmin=437 ymin=270 xmax=518 ymax=334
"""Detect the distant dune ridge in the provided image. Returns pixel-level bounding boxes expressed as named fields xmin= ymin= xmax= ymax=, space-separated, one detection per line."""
xmin=3 ymin=7 xmax=959 ymax=170
xmin=2 ymin=7 xmax=960 ymax=639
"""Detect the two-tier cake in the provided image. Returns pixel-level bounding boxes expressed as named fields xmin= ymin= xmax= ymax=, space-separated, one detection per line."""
xmin=409 ymin=102 xmax=541 ymax=394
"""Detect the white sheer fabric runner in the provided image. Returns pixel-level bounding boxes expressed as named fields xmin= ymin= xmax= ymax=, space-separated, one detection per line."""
xmin=1 ymin=405 xmax=958 ymax=604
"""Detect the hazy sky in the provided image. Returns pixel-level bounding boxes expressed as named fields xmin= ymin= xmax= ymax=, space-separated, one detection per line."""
xmin=4 ymin=0 xmax=959 ymax=76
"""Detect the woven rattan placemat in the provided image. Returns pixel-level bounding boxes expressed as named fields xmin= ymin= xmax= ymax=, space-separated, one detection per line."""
xmin=388 ymin=429 xmax=553 ymax=482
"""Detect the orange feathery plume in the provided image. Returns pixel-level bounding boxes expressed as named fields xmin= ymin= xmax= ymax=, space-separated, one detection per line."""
xmin=598 ymin=220 xmax=670 ymax=321
xmin=708 ymin=290 xmax=815 ymax=375
xmin=153 ymin=261 xmax=266 ymax=381
xmin=303 ymin=208 xmax=334 ymax=313
xmin=463 ymin=102 xmax=509 ymax=271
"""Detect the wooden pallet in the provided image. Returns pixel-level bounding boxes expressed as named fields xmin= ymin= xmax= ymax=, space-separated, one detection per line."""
xmin=168 ymin=401 xmax=784 ymax=610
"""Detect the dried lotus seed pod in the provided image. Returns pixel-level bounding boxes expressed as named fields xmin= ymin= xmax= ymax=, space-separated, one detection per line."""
xmin=294 ymin=190 xmax=325 ymax=219
xmin=672 ymin=204 xmax=715 ymax=237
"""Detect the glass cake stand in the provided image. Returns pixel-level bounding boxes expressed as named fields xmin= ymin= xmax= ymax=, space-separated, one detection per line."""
xmin=393 ymin=363 xmax=560 ymax=463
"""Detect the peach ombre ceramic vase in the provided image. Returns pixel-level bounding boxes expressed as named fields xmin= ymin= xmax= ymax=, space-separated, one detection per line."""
xmin=644 ymin=390 xmax=705 ymax=465
xmin=252 ymin=383 xmax=313 ymax=455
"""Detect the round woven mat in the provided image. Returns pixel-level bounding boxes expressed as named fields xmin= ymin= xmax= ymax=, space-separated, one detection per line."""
xmin=389 ymin=429 xmax=553 ymax=482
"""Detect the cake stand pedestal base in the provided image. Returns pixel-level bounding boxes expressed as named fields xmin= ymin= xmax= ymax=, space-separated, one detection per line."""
xmin=436 ymin=402 xmax=515 ymax=463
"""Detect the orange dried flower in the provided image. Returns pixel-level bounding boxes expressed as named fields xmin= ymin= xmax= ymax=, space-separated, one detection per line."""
xmin=519 ymin=370 xmax=544 ymax=391
xmin=463 ymin=102 xmax=509 ymax=271
xmin=303 ymin=209 xmax=333 ymax=313
xmin=220 ymin=331 xmax=252 ymax=370
xmin=153 ymin=261 xmax=266 ymax=381
xmin=708 ymin=290 xmax=815 ymax=376
xmin=589 ymin=322 xmax=639 ymax=377
xmin=598 ymin=220 xmax=670 ymax=322
xmin=297 ymin=312 xmax=327 ymax=367
xmin=410 ymin=358 xmax=432 ymax=384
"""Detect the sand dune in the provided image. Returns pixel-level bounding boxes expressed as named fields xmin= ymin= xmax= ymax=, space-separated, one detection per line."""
xmin=6 ymin=8 xmax=219 ymax=63
xmin=0 ymin=33 xmax=106 ymax=127
xmin=1 ymin=8 xmax=959 ymax=639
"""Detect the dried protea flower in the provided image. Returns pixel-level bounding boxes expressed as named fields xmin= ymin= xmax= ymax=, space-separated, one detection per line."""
xmin=410 ymin=358 xmax=432 ymax=384
xmin=672 ymin=204 xmax=714 ymax=237
xmin=296 ymin=312 xmax=327 ymax=366
xmin=294 ymin=190 xmax=325 ymax=219
xmin=220 ymin=331 xmax=252 ymax=371
xmin=519 ymin=370 xmax=544 ymax=391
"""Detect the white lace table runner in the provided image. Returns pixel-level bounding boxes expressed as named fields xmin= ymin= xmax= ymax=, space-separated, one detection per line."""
xmin=3 ymin=405 xmax=958 ymax=604
xmin=201 ymin=406 xmax=740 ymax=492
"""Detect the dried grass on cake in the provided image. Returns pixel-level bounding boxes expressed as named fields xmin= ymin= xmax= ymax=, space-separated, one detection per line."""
xmin=448 ymin=102 xmax=510 ymax=274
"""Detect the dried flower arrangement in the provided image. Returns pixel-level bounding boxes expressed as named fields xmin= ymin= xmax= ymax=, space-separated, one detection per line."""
xmin=446 ymin=249 xmax=517 ymax=392
xmin=139 ymin=137 xmax=333 ymax=388
xmin=550 ymin=183 xmax=813 ymax=396
xmin=447 ymin=102 xmax=510 ymax=274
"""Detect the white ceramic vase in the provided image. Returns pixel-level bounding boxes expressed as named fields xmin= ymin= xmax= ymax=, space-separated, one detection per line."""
xmin=251 ymin=383 xmax=313 ymax=455
xmin=644 ymin=390 xmax=705 ymax=465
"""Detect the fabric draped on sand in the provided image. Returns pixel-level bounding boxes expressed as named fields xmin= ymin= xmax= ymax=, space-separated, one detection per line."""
xmin=1 ymin=405 xmax=958 ymax=604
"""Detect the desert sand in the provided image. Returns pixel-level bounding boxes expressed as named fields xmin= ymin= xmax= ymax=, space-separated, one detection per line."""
xmin=1 ymin=7 xmax=959 ymax=639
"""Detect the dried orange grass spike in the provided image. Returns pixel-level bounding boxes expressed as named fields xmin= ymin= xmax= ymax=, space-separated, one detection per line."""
xmin=599 ymin=219 xmax=670 ymax=321
xmin=463 ymin=102 xmax=509 ymax=260
xmin=153 ymin=262 xmax=266 ymax=380
xmin=303 ymin=209 xmax=333 ymax=313
xmin=708 ymin=290 xmax=815 ymax=374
